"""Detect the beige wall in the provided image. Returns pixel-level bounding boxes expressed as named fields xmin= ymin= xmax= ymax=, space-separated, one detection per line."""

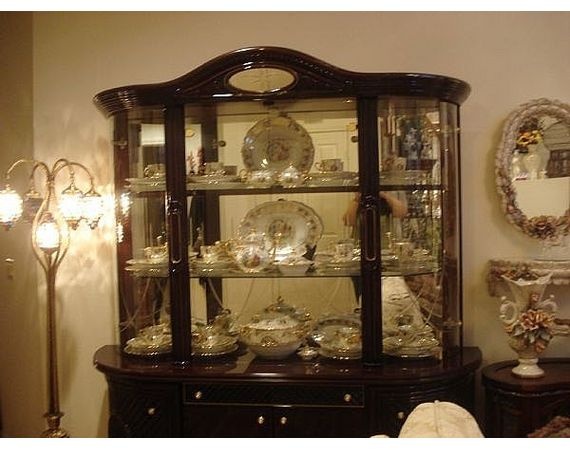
xmin=0 ymin=11 xmax=569 ymax=437
xmin=0 ymin=11 xmax=44 ymax=437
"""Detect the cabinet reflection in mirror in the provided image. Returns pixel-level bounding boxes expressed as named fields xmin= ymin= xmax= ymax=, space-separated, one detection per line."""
xmin=496 ymin=98 xmax=570 ymax=252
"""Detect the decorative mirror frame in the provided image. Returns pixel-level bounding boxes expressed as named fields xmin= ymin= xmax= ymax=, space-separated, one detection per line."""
xmin=495 ymin=98 xmax=570 ymax=241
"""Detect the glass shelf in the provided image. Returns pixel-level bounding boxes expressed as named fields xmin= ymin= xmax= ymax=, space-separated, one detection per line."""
xmin=125 ymin=263 xmax=441 ymax=278
xmin=126 ymin=179 xmax=442 ymax=195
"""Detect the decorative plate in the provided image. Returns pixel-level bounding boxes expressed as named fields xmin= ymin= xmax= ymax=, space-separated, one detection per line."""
xmin=306 ymin=171 xmax=358 ymax=180
xmin=318 ymin=346 xmax=362 ymax=360
xmin=124 ymin=334 xmax=172 ymax=356
xmin=187 ymin=174 xmax=241 ymax=184
xmin=192 ymin=259 xmax=235 ymax=271
xmin=125 ymin=178 xmax=166 ymax=193
xmin=192 ymin=334 xmax=238 ymax=356
xmin=192 ymin=343 xmax=239 ymax=358
xmin=126 ymin=258 xmax=167 ymax=267
xmin=241 ymin=113 xmax=315 ymax=173
xmin=305 ymin=172 xmax=358 ymax=187
xmin=237 ymin=200 xmax=323 ymax=261
xmin=382 ymin=336 xmax=440 ymax=358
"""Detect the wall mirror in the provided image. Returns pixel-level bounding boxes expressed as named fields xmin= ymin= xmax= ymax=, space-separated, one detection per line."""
xmin=496 ymin=98 xmax=570 ymax=246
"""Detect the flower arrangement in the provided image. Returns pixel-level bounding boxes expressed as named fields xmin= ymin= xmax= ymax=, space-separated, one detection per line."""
xmin=526 ymin=214 xmax=570 ymax=241
xmin=516 ymin=130 xmax=542 ymax=148
xmin=504 ymin=307 xmax=555 ymax=353
xmin=515 ymin=117 xmax=544 ymax=151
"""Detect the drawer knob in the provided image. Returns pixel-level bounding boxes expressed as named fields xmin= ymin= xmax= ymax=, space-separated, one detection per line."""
xmin=280 ymin=416 xmax=288 ymax=425
xmin=397 ymin=411 xmax=405 ymax=420
xmin=343 ymin=393 xmax=352 ymax=403
xmin=194 ymin=391 xmax=203 ymax=400
xmin=147 ymin=407 xmax=156 ymax=416
xmin=257 ymin=416 xmax=265 ymax=425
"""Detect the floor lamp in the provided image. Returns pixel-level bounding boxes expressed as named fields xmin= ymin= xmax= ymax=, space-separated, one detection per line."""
xmin=0 ymin=158 xmax=103 ymax=438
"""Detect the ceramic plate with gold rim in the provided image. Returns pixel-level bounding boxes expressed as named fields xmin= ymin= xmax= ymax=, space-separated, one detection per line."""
xmin=241 ymin=113 xmax=315 ymax=173
xmin=237 ymin=199 xmax=323 ymax=261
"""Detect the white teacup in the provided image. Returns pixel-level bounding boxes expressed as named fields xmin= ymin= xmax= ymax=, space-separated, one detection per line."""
xmin=143 ymin=163 xmax=166 ymax=178
xmin=204 ymin=162 xmax=225 ymax=175
xmin=144 ymin=245 xmax=168 ymax=261
xmin=315 ymin=158 xmax=343 ymax=173
xmin=334 ymin=241 xmax=354 ymax=261
xmin=200 ymin=245 xmax=220 ymax=263
xmin=393 ymin=241 xmax=414 ymax=263
xmin=279 ymin=164 xmax=302 ymax=186
xmin=241 ymin=169 xmax=277 ymax=186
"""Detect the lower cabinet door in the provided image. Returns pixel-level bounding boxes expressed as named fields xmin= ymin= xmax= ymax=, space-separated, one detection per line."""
xmin=273 ymin=406 xmax=368 ymax=438
xmin=184 ymin=405 xmax=367 ymax=438
xmin=368 ymin=375 xmax=476 ymax=437
xmin=107 ymin=379 xmax=181 ymax=437
xmin=183 ymin=405 xmax=274 ymax=437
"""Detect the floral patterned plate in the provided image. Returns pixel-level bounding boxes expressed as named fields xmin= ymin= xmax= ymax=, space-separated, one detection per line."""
xmin=237 ymin=199 xmax=323 ymax=262
xmin=241 ymin=113 xmax=315 ymax=173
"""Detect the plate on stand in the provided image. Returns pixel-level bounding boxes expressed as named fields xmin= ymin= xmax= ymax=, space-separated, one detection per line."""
xmin=238 ymin=199 xmax=323 ymax=261
xmin=241 ymin=113 xmax=315 ymax=173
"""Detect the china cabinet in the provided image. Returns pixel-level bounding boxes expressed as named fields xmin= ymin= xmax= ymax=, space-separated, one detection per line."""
xmin=93 ymin=47 xmax=481 ymax=437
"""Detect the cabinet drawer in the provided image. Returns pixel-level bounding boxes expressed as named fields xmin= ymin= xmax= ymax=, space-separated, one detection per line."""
xmin=184 ymin=383 xmax=364 ymax=407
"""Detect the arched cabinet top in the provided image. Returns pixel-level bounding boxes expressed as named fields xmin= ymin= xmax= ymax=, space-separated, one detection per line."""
xmin=94 ymin=46 xmax=471 ymax=116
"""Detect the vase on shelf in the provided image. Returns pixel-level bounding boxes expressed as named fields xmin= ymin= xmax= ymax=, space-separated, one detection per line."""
xmin=499 ymin=273 xmax=556 ymax=378
xmin=522 ymin=144 xmax=542 ymax=180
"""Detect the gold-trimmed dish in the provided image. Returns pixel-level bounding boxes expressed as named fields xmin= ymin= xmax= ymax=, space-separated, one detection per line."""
xmin=241 ymin=113 xmax=314 ymax=173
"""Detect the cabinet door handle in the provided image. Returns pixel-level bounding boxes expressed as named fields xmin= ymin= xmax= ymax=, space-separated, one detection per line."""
xmin=397 ymin=411 xmax=406 ymax=420
xmin=194 ymin=390 xmax=203 ymax=400
xmin=279 ymin=416 xmax=288 ymax=425
xmin=257 ymin=416 xmax=265 ymax=425
xmin=343 ymin=393 xmax=352 ymax=403
xmin=147 ymin=407 xmax=156 ymax=416
xmin=170 ymin=209 xmax=183 ymax=264
xmin=362 ymin=205 xmax=378 ymax=261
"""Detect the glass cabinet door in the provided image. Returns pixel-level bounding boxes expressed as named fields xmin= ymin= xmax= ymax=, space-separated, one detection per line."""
xmin=114 ymin=108 xmax=172 ymax=357
xmin=377 ymin=98 xmax=462 ymax=359
xmin=184 ymin=98 xmax=362 ymax=361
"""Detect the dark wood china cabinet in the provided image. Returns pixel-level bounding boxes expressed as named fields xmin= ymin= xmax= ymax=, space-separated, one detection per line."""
xmin=93 ymin=47 xmax=481 ymax=438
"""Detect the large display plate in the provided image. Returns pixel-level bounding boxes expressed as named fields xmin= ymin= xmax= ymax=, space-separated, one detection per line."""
xmin=237 ymin=199 xmax=323 ymax=261
xmin=241 ymin=113 xmax=315 ymax=173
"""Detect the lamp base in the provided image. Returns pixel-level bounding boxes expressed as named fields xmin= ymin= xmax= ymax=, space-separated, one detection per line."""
xmin=41 ymin=427 xmax=70 ymax=438
xmin=42 ymin=412 xmax=70 ymax=438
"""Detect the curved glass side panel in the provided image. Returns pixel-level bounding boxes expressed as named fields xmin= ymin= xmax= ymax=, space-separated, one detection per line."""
xmin=115 ymin=108 xmax=172 ymax=356
xmin=377 ymin=98 xmax=461 ymax=358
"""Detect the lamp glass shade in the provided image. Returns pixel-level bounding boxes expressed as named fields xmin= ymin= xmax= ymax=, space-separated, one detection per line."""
xmin=81 ymin=190 xmax=104 ymax=229
xmin=59 ymin=185 xmax=83 ymax=228
xmin=0 ymin=187 xmax=23 ymax=228
xmin=35 ymin=215 xmax=61 ymax=252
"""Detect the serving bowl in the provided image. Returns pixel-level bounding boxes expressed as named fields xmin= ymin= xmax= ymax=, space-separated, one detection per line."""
xmin=244 ymin=336 xmax=304 ymax=360
xmin=240 ymin=310 xmax=308 ymax=359
xmin=318 ymin=325 xmax=362 ymax=360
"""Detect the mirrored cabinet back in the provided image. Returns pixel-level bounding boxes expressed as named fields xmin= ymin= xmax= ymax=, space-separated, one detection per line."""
xmin=93 ymin=47 xmax=481 ymax=438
